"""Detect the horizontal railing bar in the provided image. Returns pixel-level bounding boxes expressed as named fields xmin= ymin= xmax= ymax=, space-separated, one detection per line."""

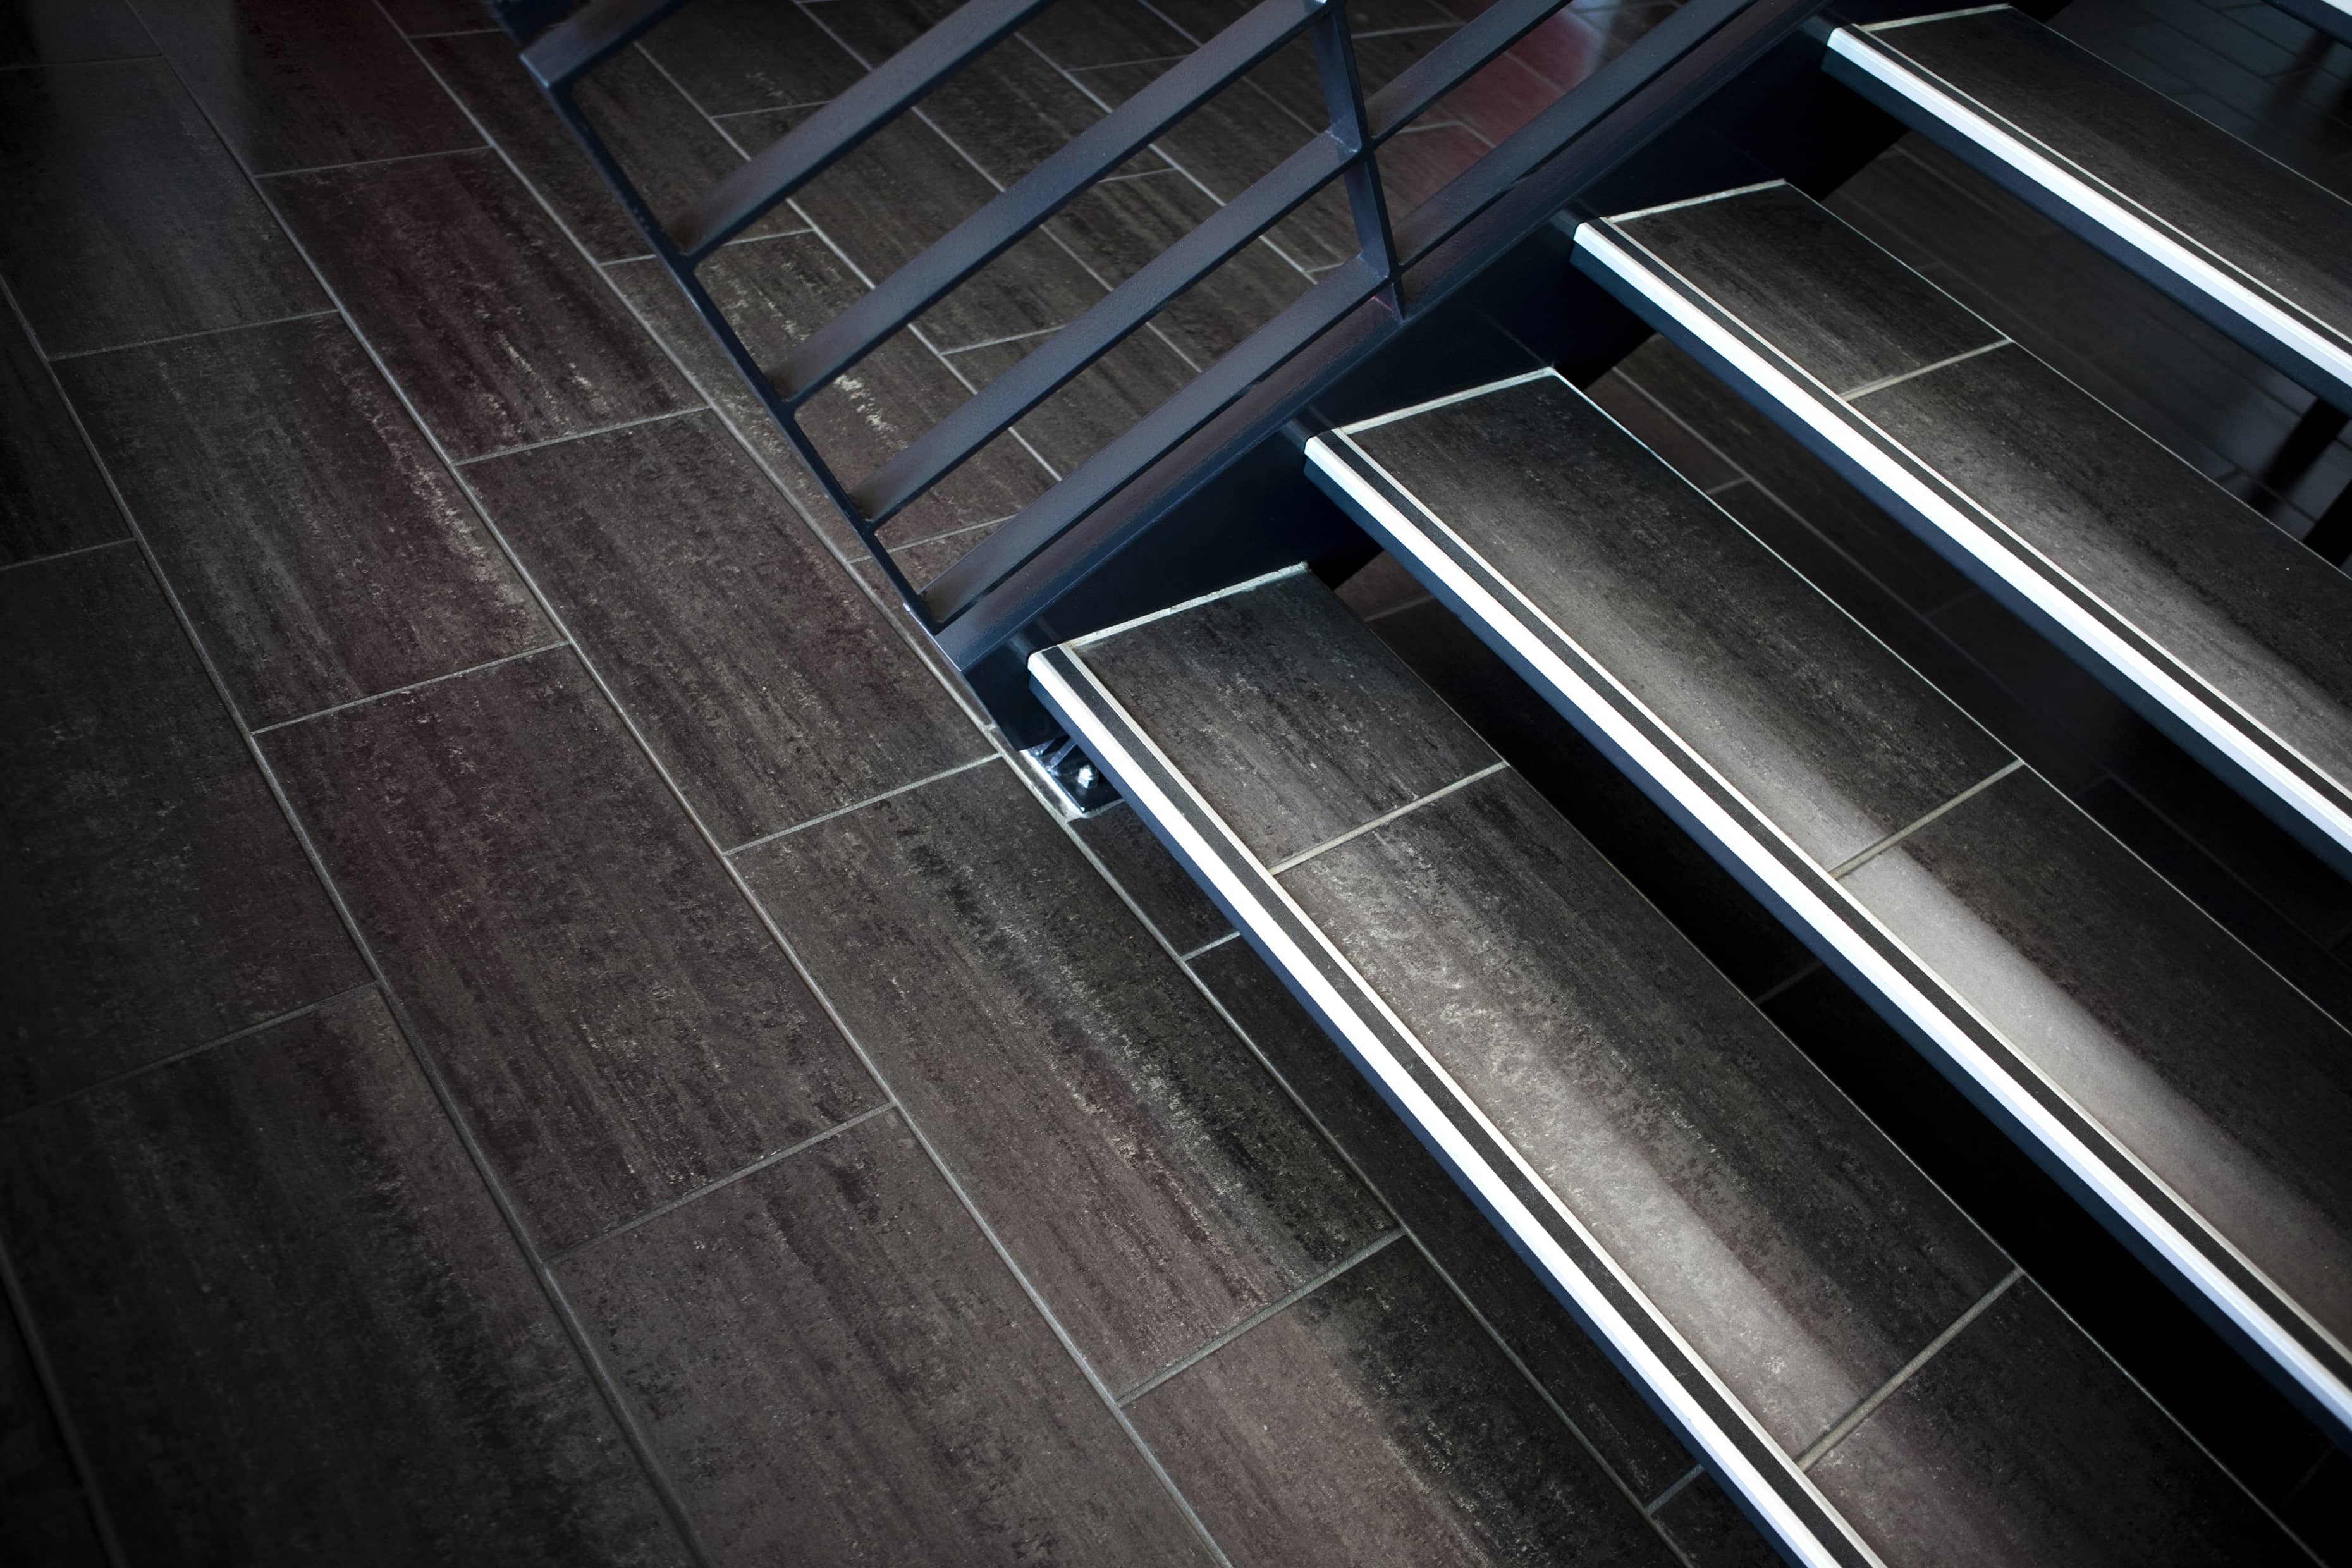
xmin=670 ymin=0 xmax=1059 ymax=259
xmin=770 ymin=0 xmax=1325 ymax=405
xmin=1364 ymin=0 xmax=1574 ymax=140
xmin=521 ymin=0 xmax=687 ymax=89
xmin=924 ymin=254 xmax=1385 ymax=624
xmin=854 ymin=136 xmax=1349 ymax=523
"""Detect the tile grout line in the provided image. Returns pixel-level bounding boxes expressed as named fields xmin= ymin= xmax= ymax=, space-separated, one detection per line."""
xmin=0 ymin=1231 xmax=129 ymax=1566
xmin=1643 ymin=1462 xmax=1705 ymax=1516
xmin=1265 ymin=759 xmax=1510 ymax=873
xmin=721 ymin=752 xmax=1001 ymax=855
xmin=0 ymin=535 xmax=135 ymax=574
xmin=248 ymin=640 xmax=571 ymax=735
xmin=1797 ymin=1266 xmax=2023 ymax=1471
xmin=1116 ymin=1230 xmax=1406 ymax=1406
xmin=1836 ymin=336 xmax=2011 ymax=401
xmin=44 ymin=307 xmax=343 ymax=364
xmin=1827 ymin=757 xmax=2025 ymax=879
xmin=452 ymin=403 xmax=706 ymax=465
xmin=254 ymin=140 xmax=491 ymax=183
xmin=1177 ymin=930 xmax=1240 ymax=961
xmin=1748 ymin=959 xmax=1827 ymax=1008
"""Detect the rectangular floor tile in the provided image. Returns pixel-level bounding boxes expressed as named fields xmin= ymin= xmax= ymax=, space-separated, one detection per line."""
xmin=379 ymin=0 xmax=490 ymax=31
xmin=262 ymin=647 xmax=878 ymax=1253
xmin=0 ymin=988 xmax=690 ymax=1567
xmin=0 ymin=59 xmax=325 ymax=355
xmin=737 ymin=761 xmax=1392 ymax=1395
xmin=638 ymin=0 xmax=866 ymax=114
xmin=59 ymin=314 xmax=552 ymax=726
xmin=267 ymin=148 xmax=697 ymax=460
xmin=0 ymin=1294 xmax=102 ymax=1566
xmin=1072 ymin=799 xmax=1232 ymax=954
xmin=1654 ymin=1473 xmax=1782 ymax=1567
xmin=0 ymin=296 xmax=122 ymax=565
xmin=130 ymin=0 xmax=481 ymax=173
xmin=464 ymin=410 xmax=986 ymax=848
xmin=948 ymin=328 xmax=1197 ymax=475
xmin=0 ymin=0 xmax=153 ymax=64
xmin=0 ymin=547 xmax=363 ymax=1114
xmin=1022 ymin=0 xmax=1196 ymax=68
xmin=1127 ymin=1240 xmax=1682 ymax=1567
xmin=558 ymin=1111 xmax=1216 ymax=1567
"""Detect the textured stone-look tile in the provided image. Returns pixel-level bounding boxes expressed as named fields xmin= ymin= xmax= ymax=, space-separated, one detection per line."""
xmin=1285 ymin=771 xmax=2010 ymax=1454
xmin=0 ymin=548 xmax=363 ymax=1113
xmin=0 ymin=298 xmax=121 ymax=565
xmin=0 ymin=0 xmax=152 ymax=64
xmin=0 ymin=59 xmax=324 ymax=355
xmin=559 ymin=1112 xmax=1216 ymax=1567
xmin=60 ymin=314 xmax=551 ymax=726
xmin=950 ymin=328 xmax=1197 ymax=475
xmin=267 ymin=149 xmax=697 ymax=460
xmin=1653 ymin=1473 xmax=1781 ymax=1567
xmin=1583 ymin=364 xmax=1742 ymax=493
xmin=607 ymin=236 xmax=1051 ymax=551
xmin=0 ymin=1297 xmax=102 ymax=1566
xmin=1189 ymin=938 xmax=1701 ymax=1502
xmin=419 ymin=30 xmax=801 ymax=262
xmin=1022 ymin=0 xmax=1194 ymax=67
xmin=1811 ymin=1282 xmax=2295 ymax=1564
xmin=638 ymin=0 xmax=865 ymax=114
xmin=0 ymin=988 xmax=689 ymax=1567
xmin=738 ymin=761 xmax=1391 ymax=1394
xmin=262 ymin=648 xmax=878 ymax=1253
xmin=130 ymin=0 xmax=480 ymax=173
xmin=1072 ymin=800 xmax=1233 ymax=953
xmin=465 ymin=412 xmax=986 ymax=848
xmin=1129 ymin=1240 xmax=1681 ymax=1568
xmin=1081 ymin=572 xmax=1497 ymax=867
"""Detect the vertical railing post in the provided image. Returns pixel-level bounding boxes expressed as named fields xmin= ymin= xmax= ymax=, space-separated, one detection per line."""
xmin=1308 ymin=0 xmax=1401 ymax=315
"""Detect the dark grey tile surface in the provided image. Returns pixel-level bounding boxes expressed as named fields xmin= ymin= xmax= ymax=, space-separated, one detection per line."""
xmin=262 ymin=648 xmax=878 ymax=1253
xmin=1283 ymin=769 xmax=2011 ymax=1454
xmin=0 ymin=298 xmax=121 ymax=565
xmin=1349 ymin=376 xmax=2013 ymax=867
xmin=1022 ymin=0 xmax=1196 ymax=67
xmin=639 ymin=0 xmax=866 ymax=114
xmin=1856 ymin=343 xmax=2352 ymax=790
xmin=1615 ymin=183 xmax=2000 ymax=396
xmin=0 ymin=988 xmax=689 ymax=1567
xmin=1189 ymin=938 xmax=1703 ymax=1502
xmin=267 ymin=149 xmax=698 ymax=461
xmin=378 ymin=0 xmax=487 ymax=32
xmin=0 ymin=547 xmax=363 ymax=1114
xmin=59 ymin=314 xmax=552 ymax=726
xmin=0 ymin=0 xmax=152 ymax=64
xmin=1130 ymin=1242 xmax=1682 ymax=1568
xmin=0 ymin=59 xmax=325 ymax=355
xmin=738 ymin=761 xmax=1392 ymax=1395
xmin=1081 ymin=572 xmax=1497 ymax=867
xmin=419 ymin=29 xmax=801 ymax=263
xmin=558 ymin=1110 xmax=1216 ymax=1567
xmin=465 ymin=410 xmax=986 ymax=848
xmin=1811 ymin=1280 xmax=2296 ymax=1564
xmin=950 ymin=328 xmax=1197 ymax=474
xmin=1654 ymin=1473 xmax=1783 ymax=1567
xmin=1873 ymin=6 xmax=2352 ymax=348
xmin=0 ymin=1292 xmax=101 ymax=1567
xmin=1584 ymin=364 xmax=1741 ymax=493
xmin=1842 ymin=766 xmax=2352 ymax=1345
xmin=129 ymin=0 xmax=481 ymax=174
xmin=1072 ymin=799 xmax=1234 ymax=953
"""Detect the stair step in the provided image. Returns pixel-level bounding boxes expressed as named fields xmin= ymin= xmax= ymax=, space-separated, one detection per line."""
xmin=1822 ymin=4 xmax=2352 ymax=408
xmin=1306 ymin=364 xmax=2352 ymax=1447
xmin=1030 ymin=568 xmax=2303 ymax=1566
xmin=1571 ymin=182 xmax=2352 ymax=884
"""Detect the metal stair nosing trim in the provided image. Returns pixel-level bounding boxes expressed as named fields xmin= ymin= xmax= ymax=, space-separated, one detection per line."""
xmin=1301 ymin=386 xmax=2352 ymax=1445
xmin=1820 ymin=16 xmax=2352 ymax=410
xmin=1568 ymin=216 xmax=2352 ymax=881
xmin=1027 ymin=609 xmax=1882 ymax=1568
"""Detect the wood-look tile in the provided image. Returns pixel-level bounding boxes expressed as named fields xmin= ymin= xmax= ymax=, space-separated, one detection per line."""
xmin=1072 ymin=800 xmax=1233 ymax=953
xmin=558 ymin=1111 xmax=1216 ymax=1567
xmin=1349 ymin=376 xmax=2012 ymax=867
xmin=1433 ymin=46 xmax=1571 ymax=145
xmin=737 ymin=761 xmax=1392 ymax=1395
xmin=1841 ymin=767 xmax=2352 ymax=1345
xmin=419 ymin=30 xmax=802 ymax=262
xmin=948 ymin=328 xmax=1197 ymax=474
xmin=1616 ymin=184 xmax=2000 ymax=395
xmin=1653 ymin=1473 xmax=1782 ymax=1567
xmin=465 ymin=411 xmax=986 ymax=848
xmin=0 ymin=0 xmax=151 ymax=64
xmin=1282 ymin=770 xmax=2012 ymax=1454
xmin=1584 ymin=364 xmax=1743 ymax=493
xmin=1858 ymin=345 xmax=2352 ymax=787
xmin=129 ymin=0 xmax=480 ymax=174
xmin=0 ymin=1294 xmax=102 ymax=1567
xmin=1811 ymin=1280 xmax=2294 ymax=1564
xmin=637 ymin=0 xmax=864 ymax=114
xmin=1127 ymin=1240 xmax=1682 ymax=1568
xmin=1021 ymin=0 xmax=1196 ymax=67
xmin=605 ymin=237 xmax=1051 ymax=551
xmin=1189 ymin=938 xmax=1701 ymax=1500
xmin=262 ymin=648 xmax=878 ymax=1253
xmin=59 ymin=314 xmax=551 ymax=726
xmin=379 ymin=0 xmax=491 ymax=32
xmin=1240 ymin=28 xmax=1447 ymax=127
xmin=0 ymin=548 xmax=363 ymax=1115
xmin=1376 ymin=123 xmax=1493 ymax=216
xmin=1333 ymin=548 xmax=1431 ymax=619
xmin=1081 ymin=572 xmax=1497 ymax=867
xmin=267 ymin=149 xmax=698 ymax=460
xmin=1046 ymin=170 xmax=1313 ymax=368
xmin=0 ymin=988 xmax=690 ymax=1567
xmin=0 ymin=60 xmax=324 ymax=355
xmin=0 ymin=298 xmax=121 ymax=565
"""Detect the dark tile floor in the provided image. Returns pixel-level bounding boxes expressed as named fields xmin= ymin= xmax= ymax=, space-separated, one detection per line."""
xmin=0 ymin=1 xmax=1740 ymax=1564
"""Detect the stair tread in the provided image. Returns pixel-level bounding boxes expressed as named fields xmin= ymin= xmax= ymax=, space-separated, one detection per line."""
xmin=1830 ymin=4 xmax=2352 ymax=400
